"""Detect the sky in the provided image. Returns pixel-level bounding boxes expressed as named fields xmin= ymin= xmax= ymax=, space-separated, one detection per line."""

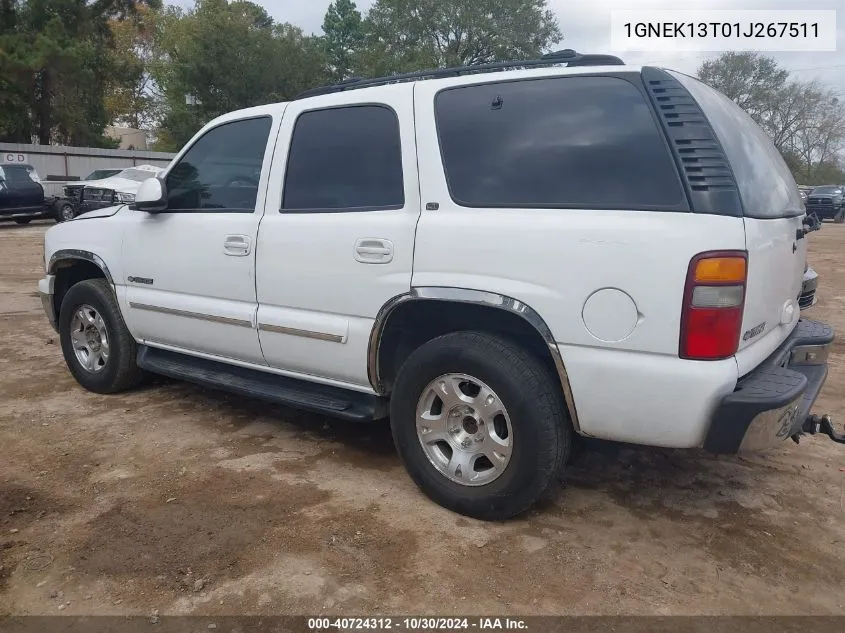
xmin=219 ymin=0 xmax=845 ymax=93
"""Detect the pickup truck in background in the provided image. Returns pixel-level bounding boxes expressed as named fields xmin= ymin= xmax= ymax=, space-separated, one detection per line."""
xmin=0 ymin=163 xmax=75 ymax=224
xmin=805 ymin=185 xmax=844 ymax=222
xmin=63 ymin=165 xmax=163 ymax=217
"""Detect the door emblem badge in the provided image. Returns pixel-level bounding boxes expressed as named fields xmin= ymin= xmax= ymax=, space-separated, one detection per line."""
xmin=128 ymin=276 xmax=154 ymax=285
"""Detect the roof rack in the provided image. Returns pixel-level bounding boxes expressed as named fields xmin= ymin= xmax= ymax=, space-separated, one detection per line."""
xmin=294 ymin=49 xmax=624 ymax=100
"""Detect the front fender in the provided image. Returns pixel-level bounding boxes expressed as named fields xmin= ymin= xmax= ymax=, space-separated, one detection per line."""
xmin=48 ymin=249 xmax=115 ymax=285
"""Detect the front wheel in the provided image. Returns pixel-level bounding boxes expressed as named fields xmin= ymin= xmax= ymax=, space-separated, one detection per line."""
xmin=59 ymin=278 xmax=145 ymax=393
xmin=54 ymin=200 xmax=75 ymax=223
xmin=390 ymin=331 xmax=570 ymax=520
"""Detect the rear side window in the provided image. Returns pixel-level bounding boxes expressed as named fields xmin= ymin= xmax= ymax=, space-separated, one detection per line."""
xmin=435 ymin=76 xmax=687 ymax=210
xmin=282 ymin=105 xmax=404 ymax=211
xmin=670 ymin=72 xmax=802 ymax=219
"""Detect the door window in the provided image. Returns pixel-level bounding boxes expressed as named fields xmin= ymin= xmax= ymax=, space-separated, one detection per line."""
xmin=166 ymin=116 xmax=272 ymax=212
xmin=282 ymin=105 xmax=404 ymax=212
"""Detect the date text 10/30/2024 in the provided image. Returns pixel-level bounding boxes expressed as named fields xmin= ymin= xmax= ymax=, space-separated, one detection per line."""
xmin=307 ymin=617 xmax=529 ymax=630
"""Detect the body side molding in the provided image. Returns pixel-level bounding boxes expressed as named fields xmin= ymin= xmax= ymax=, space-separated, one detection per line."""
xmin=367 ymin=287 xmax=581 ymax=432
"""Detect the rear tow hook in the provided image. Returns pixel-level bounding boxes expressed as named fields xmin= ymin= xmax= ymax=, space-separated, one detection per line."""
xmin=801 ymin=414 xmax=845 ymax=445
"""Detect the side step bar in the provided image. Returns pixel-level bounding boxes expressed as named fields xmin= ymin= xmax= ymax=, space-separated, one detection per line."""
xmin=137 ymin=346 xmax=388 ymax=422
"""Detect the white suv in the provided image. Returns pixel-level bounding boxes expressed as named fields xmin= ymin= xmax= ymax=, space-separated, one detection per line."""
xmin=38 ymin=51 xmax=838 ymax=520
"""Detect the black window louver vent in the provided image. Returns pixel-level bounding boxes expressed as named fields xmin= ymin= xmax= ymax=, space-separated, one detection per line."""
xmin=641 ymin=67 xmax=743 ymax=217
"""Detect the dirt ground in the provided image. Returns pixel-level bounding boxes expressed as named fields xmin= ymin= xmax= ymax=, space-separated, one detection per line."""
xmin=1 ymin=220 xmax=844 ymax=617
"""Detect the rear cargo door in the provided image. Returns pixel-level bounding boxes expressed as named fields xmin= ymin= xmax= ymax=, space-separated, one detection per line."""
xmin=672 ymin=72 xmax=807 ymax=375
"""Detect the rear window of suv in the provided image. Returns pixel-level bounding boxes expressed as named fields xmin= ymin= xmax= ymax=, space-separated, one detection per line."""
xmin=434 ymin=75 xmax=687 ymax=211
xmin=670 ymin=71 xmax=803 ymax=219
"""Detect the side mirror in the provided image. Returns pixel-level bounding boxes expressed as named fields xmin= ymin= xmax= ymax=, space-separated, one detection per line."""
xmin=130 ymin=177 xmax=167 ymax=213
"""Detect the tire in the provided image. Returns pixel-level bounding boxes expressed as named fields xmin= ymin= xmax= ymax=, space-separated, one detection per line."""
xmin=54 ymin=201 xmax=75 ymax=223
xmin=14 ymin=218 xmax=32 ymax=225
xmin=390 ymin=331 xmax=570 ymax=520
xmin=58 ymin=278 xmax=144 ymax=394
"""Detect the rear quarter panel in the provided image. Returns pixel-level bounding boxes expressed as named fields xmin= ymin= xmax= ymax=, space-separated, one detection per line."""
xmin=412 ymin=72 xmax=745 ymax=447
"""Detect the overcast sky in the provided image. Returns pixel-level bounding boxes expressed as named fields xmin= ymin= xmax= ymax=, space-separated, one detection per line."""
xmin=228 ymin=0 xmax=843 ymax=92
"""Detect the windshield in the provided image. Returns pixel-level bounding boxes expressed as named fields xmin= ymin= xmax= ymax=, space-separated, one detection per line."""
xmin=118 ymin=168 xmax=159 ymax=182
xmin=85 ymin=169 xmax=122 ymax=180
xmin=811 ymin=186 xmax=843 ymax=195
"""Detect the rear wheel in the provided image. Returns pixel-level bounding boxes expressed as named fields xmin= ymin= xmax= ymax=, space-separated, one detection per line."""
xmin=14 ymin=218 xmax=32 ymax=225
xmin=390 ymin=331 xmax=570 ymax=520
xmin=59 ymin=278 xmax=144 ymax=393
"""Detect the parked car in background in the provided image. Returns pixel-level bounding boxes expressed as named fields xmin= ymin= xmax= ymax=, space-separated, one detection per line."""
xmin=0 ymin=163 xmax=75 ymax=224
xmin=805 ymin=185 xmax=844 ymax=222
xmin=64 ymin=165 xmax=163 ymax=216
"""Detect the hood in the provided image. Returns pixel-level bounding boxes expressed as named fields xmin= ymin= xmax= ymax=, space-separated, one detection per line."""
xmin=75 ymin=176 xmax=150 ymax=194
xmin=74 ymin=204 xmax=125 ymax=220
xmin=71 ymin=166 xmax=164 ymax=194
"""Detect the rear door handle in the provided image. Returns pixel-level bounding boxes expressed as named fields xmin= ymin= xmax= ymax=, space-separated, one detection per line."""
xmin=354 ymin=238 xmax=393 ymax=264
xmin=223 ymin=234 xmax=251 ymax=256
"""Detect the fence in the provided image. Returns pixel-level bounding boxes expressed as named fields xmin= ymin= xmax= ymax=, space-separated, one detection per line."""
xmin=0 ymin=143 xmax=175 ymax=182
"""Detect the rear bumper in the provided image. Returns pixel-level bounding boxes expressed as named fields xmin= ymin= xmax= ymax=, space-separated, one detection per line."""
xmin=704 ymin=319 xmax=834 ymax=453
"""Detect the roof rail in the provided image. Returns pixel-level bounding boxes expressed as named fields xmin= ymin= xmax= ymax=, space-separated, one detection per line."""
xmin=294 ymin=49 xmax=624 ymax=100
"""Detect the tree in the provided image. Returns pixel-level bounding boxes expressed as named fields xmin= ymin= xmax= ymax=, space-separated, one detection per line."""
xmin=105 ymin=2 xmax=160 ymax=131
xmin=0 ymin=0 xmax=159 ymax=146
xmin=322 ymin=0 xmax=364 ymax=82
xmin=791 ymin=94 xmax=845 ymax=183
xmin=359 ymin=0 xmax=562 ymax=76
xmin=697 ymin=52 xmax=845 ymax=185
xmin=698 ymin=52 xmax=788 ymax=129
xmin=151 ymin=0 xmax=327 ymax=150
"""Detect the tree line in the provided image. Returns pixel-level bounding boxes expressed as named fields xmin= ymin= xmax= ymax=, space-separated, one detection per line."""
xmin=698 ymin=52 xmax=845 ymax=185
xmin=0 ymin=0 xmax=842 ymax=184
xmin=0 ymin=0 xmax=561 ymax=150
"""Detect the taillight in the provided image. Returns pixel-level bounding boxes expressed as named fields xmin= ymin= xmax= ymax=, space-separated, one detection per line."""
xmin=680 ymin=251 xmax=747 ymax=360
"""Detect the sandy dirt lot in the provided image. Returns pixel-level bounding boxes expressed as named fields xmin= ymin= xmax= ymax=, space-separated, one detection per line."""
xmin=1 ymin=220 xmax=844 ymax=617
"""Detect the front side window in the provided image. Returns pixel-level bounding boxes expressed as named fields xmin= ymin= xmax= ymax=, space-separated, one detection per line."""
xmin=282 ymin=105 xmax=404 ymax=212
xmin=166 ymin=116 xmax=272 ymax=212
xmin=435 ymin=76 xmax=687 ymax=210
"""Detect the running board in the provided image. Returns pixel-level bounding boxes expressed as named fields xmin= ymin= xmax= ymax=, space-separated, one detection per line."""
xmin=137 ymin=346 xmax=388 ymax=422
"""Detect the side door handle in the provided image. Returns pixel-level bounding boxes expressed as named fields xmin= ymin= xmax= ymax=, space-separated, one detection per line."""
xmin=354 ymin=238 xmax=393 ymax=264
xmin=223 ymin=234 xmax=251 ymax=256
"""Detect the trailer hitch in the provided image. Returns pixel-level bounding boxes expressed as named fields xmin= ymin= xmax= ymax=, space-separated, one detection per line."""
xmin=801 ymin=414 xmax=845 ymax=444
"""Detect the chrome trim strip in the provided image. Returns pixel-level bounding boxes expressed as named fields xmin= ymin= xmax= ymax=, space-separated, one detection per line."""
xmin=48 ymin=249 xmax=114 ymax=285
xmin=367 ymin=287 xmax=581 ymax=432
xmin=128 ymin=302 xmax=253 ymax=328
xmin=257 ymin=323 xmax=344 ymax=343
